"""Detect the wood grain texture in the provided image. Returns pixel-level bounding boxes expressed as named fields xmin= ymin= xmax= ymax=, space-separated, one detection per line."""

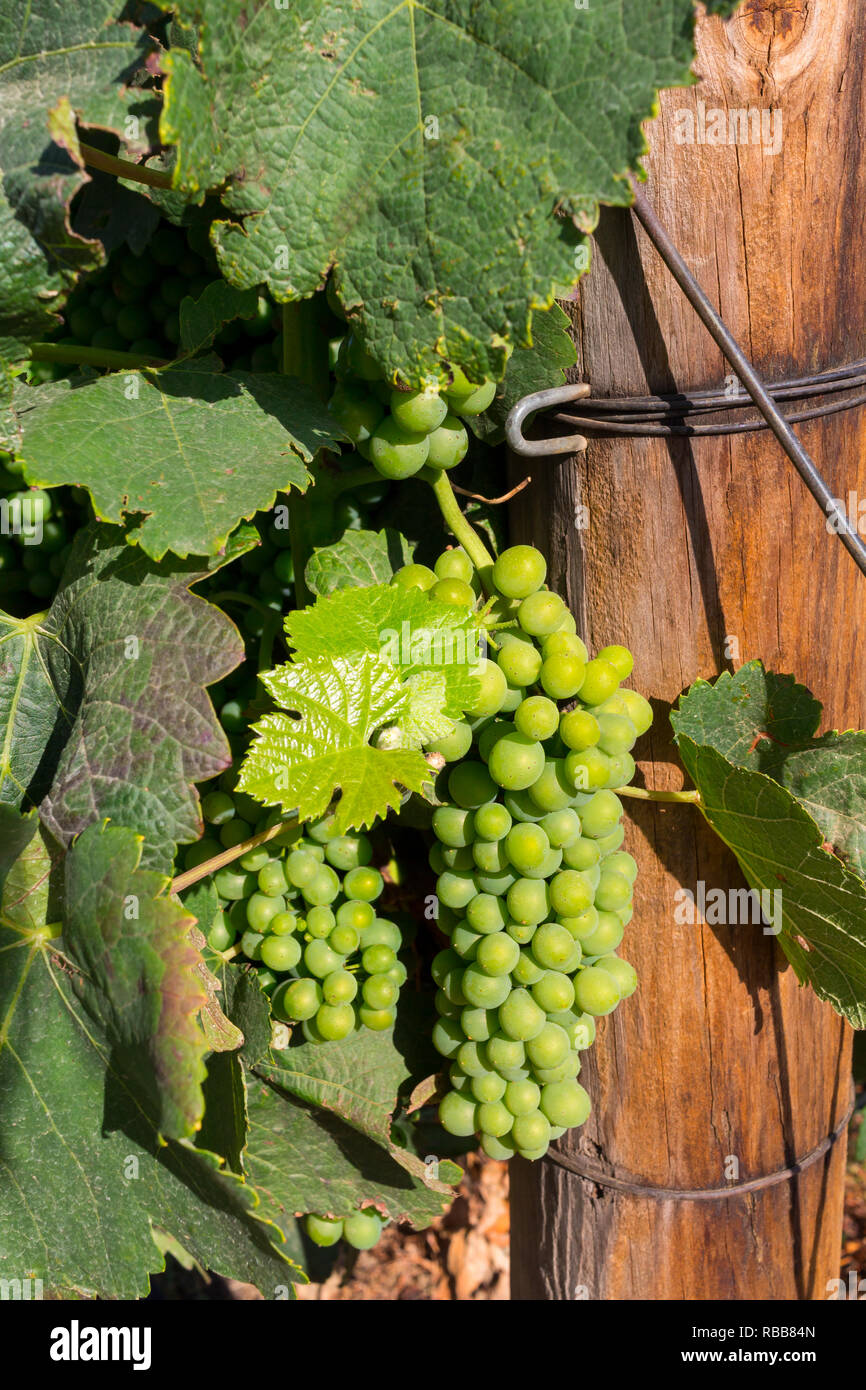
xmin=509 ymin=0 xmax=862 ymax=1301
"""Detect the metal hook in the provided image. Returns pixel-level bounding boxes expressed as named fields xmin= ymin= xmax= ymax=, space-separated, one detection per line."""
xmin=505 ymin=381 xmax=590 ymax=457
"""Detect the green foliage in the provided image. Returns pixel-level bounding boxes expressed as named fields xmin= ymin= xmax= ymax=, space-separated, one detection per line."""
xmin=306 ymin=527 xmax=415 ymax=596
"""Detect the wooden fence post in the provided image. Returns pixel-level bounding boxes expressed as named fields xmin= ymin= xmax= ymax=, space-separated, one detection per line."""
xmin=509 ymin=0 xmax=861 ymax=1301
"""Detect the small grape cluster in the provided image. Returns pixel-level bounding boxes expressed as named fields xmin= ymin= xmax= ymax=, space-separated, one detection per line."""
xmin=188 ymin=790 xmax=408 ymax=1043
xmin=390 ymin=542 xmax=652 ymax=1161
xmin=328 ymin=334 xmax=496 ymax=480
xmin=304 ymin=1208 xmax=387 ymax=1252
xmin=0 ymin=466 xmax=86 ymax=615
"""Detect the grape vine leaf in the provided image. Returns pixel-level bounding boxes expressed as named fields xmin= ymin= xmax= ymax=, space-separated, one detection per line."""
xmin=0 ymin=1 xmax=153 ymax=357
xmin=672 ymin=666 xmax=866 ymax=1029
xmin=0 ymin=812 xmax=296 ymax=1298
xmin=0 ymin=522 xmax=243 ymax=873
xmin=13 ymin=364 xmax=342 ymax=559
xmin=239 ymin=583 xmax=484 ymax=828
xmin=672 ymin=662 xmax=866 ymax=878
xmin=179 ymin=280 xmax=260 ymax=355
xmin=305 ymin=527 xmax=415 ymax=596
xmin=469 ymin=303 xmax=578 ymax=444
xmin=159 ymin=0 xmax=740 ymax=385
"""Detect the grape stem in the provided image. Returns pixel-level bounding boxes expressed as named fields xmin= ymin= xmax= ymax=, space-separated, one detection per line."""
xmin=615 ymin=786 xmax=702 ymax=805
xmin=424 ymin=468 xmax=495 ymax=578
xmin=171 ymin=813 xmax=302 ymax=895
xmin=78 ymin=142 xmax=173 ymax=190
xmin=29 ymin=343 xmax=170 ymax=370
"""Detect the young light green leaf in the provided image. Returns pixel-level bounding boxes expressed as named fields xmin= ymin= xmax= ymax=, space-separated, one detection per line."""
xmin=14 ymin=365 xmax=342 ymax=559
xmin=159 ymin=0 xmax=739 ymax=384
xmin=673 ymin=662 xmax=866 ymax=878
xmin=238 ymin=653 xmax=431 ymax=832
xmin=305 ymin=527 xmax=415 ymax=596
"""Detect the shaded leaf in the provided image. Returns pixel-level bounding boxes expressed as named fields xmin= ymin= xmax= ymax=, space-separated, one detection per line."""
xmin=470 ymin=302 xmax=577 ymax=444
xmin=305 ymin=527 xmax=414 ymax=596
xmin=179 ymin=279 xmax=260 ymax=354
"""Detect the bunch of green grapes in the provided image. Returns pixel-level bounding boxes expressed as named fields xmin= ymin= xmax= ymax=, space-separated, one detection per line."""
xmin=0 ymin=461 xmax=87 ymax=615
xmin=304 ymin=1208 xmax=388 ymax=1252
xmin=327 ymin=333 xmax=496 ymax=481
xmin=186 ymin=792 xmax=408 ymax=1043
xmin=45 ymin=220 xmax=280 ymax=372
xmin=389 ymin=543 xmax=652 ymax=1161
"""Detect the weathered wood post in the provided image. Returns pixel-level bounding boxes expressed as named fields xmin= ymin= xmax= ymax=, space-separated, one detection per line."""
xmin=510 ymin=0 xmax=861 ymax=1300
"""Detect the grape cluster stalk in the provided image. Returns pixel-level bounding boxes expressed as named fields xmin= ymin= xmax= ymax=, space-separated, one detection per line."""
xmin=390 ymin=543 xmax=653 ymax=1161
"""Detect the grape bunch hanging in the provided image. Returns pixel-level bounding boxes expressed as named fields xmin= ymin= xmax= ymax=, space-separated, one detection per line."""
xmin=390 ymin=542 xmax=652 ymax=1162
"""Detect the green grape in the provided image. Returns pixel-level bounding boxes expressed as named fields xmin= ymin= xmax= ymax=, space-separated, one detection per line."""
xmin=503 ymin=1079 xmax=541 ymax=1116
xmin=578 ymin=657 xmax=621 ymax=706
xmin=393 ymin=562 xmax=437 ymax=591
xmin=472 ymin=838 xmax=510 ymax=874
xmin=213 ymin=866 xmax=256 ymax=900
xmin=596 ymin=712 xmax=638 ymax=756
xmin=605 ymin=752 xmax=636 ymax=788
xmin=183 ymin=836 xmax=222 ymax=870
xmin=432 ymin=804 xmax=475 ymax=848
xmin=369 ymin=416 xmax=430 ymax=478
xmin=481 ymin=1132 xmax=517 ymax=1159
xmin=488 ymin=733 xmax=545 ymax=791
xmin=549 ymin=870 xmax=594 ymax=917
xmin=330 ymin=923 xmax=361 ymax=954
xmin=573 ymin=965 xmax=621 ymax=1016
xmin=451 ymin=924 xmax=481 ymax=960
xmin=427 ymin=720 xmax=473 ymax=761
xmin=305 ymin=865 xmax=342 ymax=906
xmin=432 ymin=948 xmax=466 ymax=990
xmin=305 ymin=1214 xmax=343 ymax=1247
xmin=202 ymin=790 xmax=236 ymax=824
xmin=343 ymin=1209 xmax=385 ymax=1250
xmin=432 ymin=1017 xmax=464 ymax=1058
xmin=240 ymin=929 xmax=265 ymax=960
xmin=246 ymin=892 xmax=286 ymax=933
xmin=313 ymin=1002 xmax=355 ymax=1041
xmin=461 ymin=967 xmax=511 ymax=1009
xmin=475 ymin=932 xmax=520 ymax=977
xmin=499 ymin=988 xmax=545 ymax=1041
xmin=307 ymin=905 xmax=336 ymax=938
xmin=460 ymin=1006 xmax=497 ymax=1041
xmin=305 ymin=939 xmax=344 ymax=978
xmin=207 ymin=913 xmax=235 ymax=952
xmin=491 ymin=545 xmax=546 ymax=599
xmin=486 ymin=1032 xmax=525 ymax=1072
xmin=474 ymin=867 xmax=518 ymax=896
xmin=580 ymin=911 xmax=625 ymax=956
xmin=434 ymin=548 xmax=474 ymax=584
xmin=449 ymin=1064 xmax=473 ymax=1093
xmin=604 ymin=851 xmax=638 ymax=884
xmin=360 ymin=917 xmax=401 ymax=949
xmin=525 ymin=1019 xmax=570 ymax=1069
xmin=511 ymin=1109 xmax=552 ymax=1154
xmin=362 ymin=944 xmax=397 ymax=974
xmin=217 ymin=819 xmax=251 ymax=850
xmin=335 ymin=897 xmax=374 ymax=933
xmin=456 ymin=1039 xmax=488 ymax=1076
xmin=477 ymin=1100 xmax=513 ymax=1137
xmin=540 ymin=1081 xmax=591 ymax=1129
xmin=579 ymin=790 xmax=624 ymax=840
xmin=362 ymin=974 xmax=398 ymax=1009
xmin=323 ymin=969 xmax=358 ymax=1005
xmin=561 ymin=837 xmax=601 ymax=871
xmin=324 ymin=835 xmax=372 ymax=872
xmin=496 ymin=634 xmax=543 ymax=687
xmin=439 ymin=1089 xmax=478 ymax=1137
xmin=465 ymin=893 xmax=509 ymax=935
xmin=511 ymin=951 xmax=544 ymax=987
xmin=260 ymin=934 xmax=302 ymax=972
xmin=514 ymin=695 xmax=559 ymax=741
xmin=565 ymin=747 xmax=613 ymax=792
xmin=305 ymin=813 xmax=342 ymax=844
xmin=531 ymin=921 xmax=579 ymax=970
xmin=437 ymin=869 xmax=478 ymax=910
xmin=506 ymin=920 xmax=537 ymax=946
xmin=477 ymin=718 xmax=511 ymax=762
xmin=258 ymin=860 xmax=288 ymax=896
xmin=559 ymin=907 xmax=598 ymax=941
xmin=286 ymin=849 xmax=320 ymax=888
xmin=595 ymin=954 xmax=638 ymax=999
xmin=559 ymin=708 xmax=601 ymax=751
xmin=358 ymin=1005 xmax=396 ymax=1031
xmin=343 ymin=866 xmax=383 ymax=901
xmin=478 ymin=800 xmax=511 ymax=839
xmin=426 ymin=413 xmax=469 ymax=470
xmin=539 ymin=653 xmax=585 ymax=700
xmin=596 ymin=823 xmax=626 ymax=855
xmin=390 ymin=385 xmax=447 ymax=433
xmin=464 ymin=659 xmax=508 ymax=719
xmin=531 ymin=970 xmax=575 ymax=1014
xmin=541 ymin=808 xmax=582 ymax=849
xmin=527 ymin=759 xmax=575 ymax=813
xmin=504 ymin=789 xmax=544 ymax=823
xmin=594 ymin=869 xmax=633 ymax=913
xmin=499 ymin=682 xmax=523 ymax=713
xmin=506 ymin=878 xmax=549 ymax=926
xmin=471 ymin=1070 xmax=507 ymax=1104
xmin=328 ymin=381 xmax=384 ymax=446
xmin=448 ymin=760 xmax=497 ymax=810
xmin=505 ymin=822 xmax=549 ymax=874
xmin=517 ymin=591 xmax=566 ymax=638
xmin=596 ymin=644 xmax=634 ymax=680
xmin=542 ymin=631 xmax=588 ymax=663
xmin=605 ymin=688 xmax=653 ymax=736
